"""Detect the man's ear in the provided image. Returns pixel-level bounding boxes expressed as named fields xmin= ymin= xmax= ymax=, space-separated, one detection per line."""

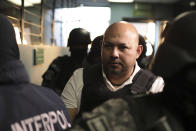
xmin=136 ymin=45 xmax=143 ymax=59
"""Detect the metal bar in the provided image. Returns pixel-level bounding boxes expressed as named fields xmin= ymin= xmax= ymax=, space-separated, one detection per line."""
xmin=24 ymin=9 xmax=41 ymax=18
xmin=40 ymin=0 xmax=44 ymax=44
xmin=21 ymin=0 xmax=25 ymax=44
xmin=7 ymin=16 xmax=20 ymax=22
xmin=60 ymin=0 xmax=64 ymax=46
xmin=30 ymin=42 xmax=42 ymax=45
xmin=24 ymin=20 xmax=41 ymax=28
xmin=51 ymin=0 xmax=56 ymax=45
xmin=25 ymin=32 xmax=41 ymax=37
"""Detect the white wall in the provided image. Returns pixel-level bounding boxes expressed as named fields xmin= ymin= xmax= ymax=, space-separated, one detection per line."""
xmin=19 ymin=44 xmax=70 ymax=86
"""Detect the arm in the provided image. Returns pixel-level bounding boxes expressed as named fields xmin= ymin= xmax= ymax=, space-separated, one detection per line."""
xmin=61 ymin=68 xmax=84 ymax=121
xmin=67 ymin=108 xmax=78 ymax=121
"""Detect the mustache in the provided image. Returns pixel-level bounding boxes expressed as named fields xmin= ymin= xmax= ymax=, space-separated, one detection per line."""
xmin=107 ymin=60 xmax=122 ymax=65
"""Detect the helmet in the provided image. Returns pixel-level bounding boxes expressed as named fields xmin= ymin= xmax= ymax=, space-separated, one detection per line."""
xmin=152 ymin=11 xmax=196 ymax=81
xmin=67 ymin=28 xmax=91 ymax=47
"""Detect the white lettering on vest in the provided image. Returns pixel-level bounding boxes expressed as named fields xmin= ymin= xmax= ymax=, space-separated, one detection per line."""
xmin=10 ymin=110 xmax=71 ymax=131
xmin=57 ymin=110 xmax=67 ymax=129
xmin=34 ymin=115 xmax=42 ymax=131
xmin=41 ymin=113 xmax=51 ymax=131
xmin=49 ymin=111 xmax=57 ymax=131
xmin=25 ymin=118 xmax=34 ymax=131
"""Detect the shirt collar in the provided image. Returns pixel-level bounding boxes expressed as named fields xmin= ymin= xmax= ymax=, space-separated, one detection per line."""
xmin=102 ymin=62 xmax=141 ymax=92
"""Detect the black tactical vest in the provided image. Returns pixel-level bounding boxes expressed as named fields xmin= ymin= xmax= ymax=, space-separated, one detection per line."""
xmin=79 ymin=64 xmax=157 ymax=115
xmin=42 ymin=55 xmax=83 ymax=95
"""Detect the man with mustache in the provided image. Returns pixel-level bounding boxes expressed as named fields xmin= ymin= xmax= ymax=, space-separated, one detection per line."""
xmin=61 ymin=21 xmax=164 ymax=121
xmin=68 ymin=10 xmax=196 ymax=131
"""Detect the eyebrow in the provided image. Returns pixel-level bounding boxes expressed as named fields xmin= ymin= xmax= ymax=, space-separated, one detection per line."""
xmin=104 ymin=41 xmax=127 ymax=46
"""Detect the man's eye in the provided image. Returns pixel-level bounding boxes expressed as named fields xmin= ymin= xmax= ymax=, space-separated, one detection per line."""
xmin=104 ymin=44 xmax=112 ymax=48
xmin=119 ymin=46 xmax=128 ymax=50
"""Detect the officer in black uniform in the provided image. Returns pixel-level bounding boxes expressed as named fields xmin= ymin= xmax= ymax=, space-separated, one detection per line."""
xmin=66 ymin=10 xmax=196 ymax=131
xmin=42 ymin=28 xmax=91 ymax=95
xmin=0 ymin=14 xmax=71 ymax=131
xmin=82 ymin=35 xmax=103 ymax=67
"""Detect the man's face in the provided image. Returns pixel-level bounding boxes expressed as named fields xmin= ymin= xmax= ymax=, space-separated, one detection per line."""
xmin=101 ymin=24 xmax=142 ymax=78
xmin=70 ymin=44 xmax=88 ymax=56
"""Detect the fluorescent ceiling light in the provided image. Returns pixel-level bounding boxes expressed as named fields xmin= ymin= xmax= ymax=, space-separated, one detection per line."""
xmin=8 ymin=0 xmax=41 ymax=7
xmin=107 ymin=0 xmax=134 ymax=3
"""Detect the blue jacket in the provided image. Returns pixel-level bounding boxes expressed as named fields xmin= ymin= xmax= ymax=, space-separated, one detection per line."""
xmin=0 ymin=60 xmax=71 ymax=131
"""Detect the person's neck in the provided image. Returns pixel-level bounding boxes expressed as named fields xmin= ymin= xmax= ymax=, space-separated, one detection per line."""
xmin=109 ymin=75 xmax=129 ymax=86
xmin=107 ymin=68 xmax=135 ymax=87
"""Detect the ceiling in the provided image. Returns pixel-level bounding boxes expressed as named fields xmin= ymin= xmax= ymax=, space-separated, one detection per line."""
xmin=133 ymin=0 xmax=179 ymax=3
xmin=53 ymin=0 xmax=181 ymax=8
xmin=75 ymin=0 xmax=180 ymax=6
xmin=51 ymin=0 xmax=196 ymax=9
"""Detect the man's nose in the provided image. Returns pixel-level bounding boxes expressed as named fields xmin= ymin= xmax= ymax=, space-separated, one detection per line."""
xmin=111 ymin=48 xmax=119 ymax=58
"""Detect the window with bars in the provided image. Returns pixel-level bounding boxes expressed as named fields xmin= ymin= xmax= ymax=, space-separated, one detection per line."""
xmin=0 ymin=0 xmax=22 ymax=43
xmin=0 ymin=0 xmax=80 ymax=46
xmin=0 ymin=0 xmax=43 ymax=45
xmin=24 ymin=1 xmax=42 ymax=45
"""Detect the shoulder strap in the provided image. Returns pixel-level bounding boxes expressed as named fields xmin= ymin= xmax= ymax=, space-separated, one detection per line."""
xmin=55 ymin=55 xmax=70 ymax=67
xmin=131 ymin=69 xmax=157 ymax=94
xmin=43 ymin=56 xmax=70 ymax=79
